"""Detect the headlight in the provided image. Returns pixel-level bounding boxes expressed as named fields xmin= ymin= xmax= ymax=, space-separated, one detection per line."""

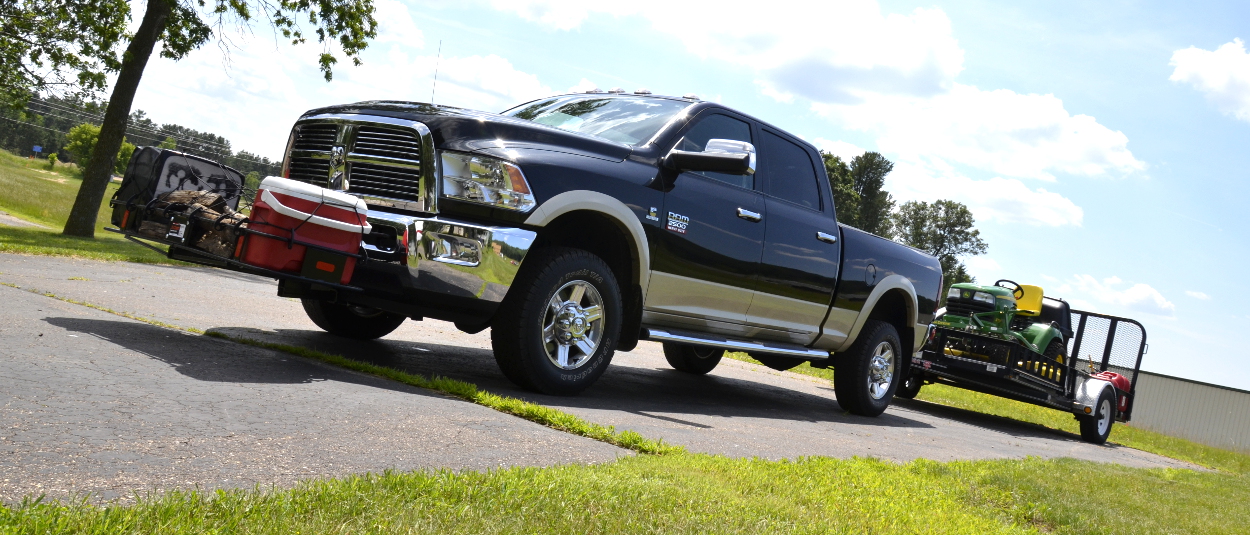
xmin=973 ymin=291 xmax=995 ymax=306
xmin=440 ymin=151 xmax=536 ymax=212
xmin=947 ymin=287 xmax=961 ymax=300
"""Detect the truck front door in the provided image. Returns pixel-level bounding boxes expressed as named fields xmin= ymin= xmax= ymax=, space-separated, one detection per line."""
xmin=646 ymin=111 xmax=765 ymax=331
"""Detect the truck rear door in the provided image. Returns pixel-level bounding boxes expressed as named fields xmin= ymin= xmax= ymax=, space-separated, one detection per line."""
xmin=745 ymin=127 xmax=841 ymax=345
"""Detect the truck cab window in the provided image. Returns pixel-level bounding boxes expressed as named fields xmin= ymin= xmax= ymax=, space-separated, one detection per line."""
xmin=760 ymin=130 xmax=821 ymax=210
xmin=675 ymin=114 xmax=754 ymax=190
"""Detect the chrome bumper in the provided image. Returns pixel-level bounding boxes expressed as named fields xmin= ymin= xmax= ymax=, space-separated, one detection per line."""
xmin=364 ymin=211 xmax=536 ymax=304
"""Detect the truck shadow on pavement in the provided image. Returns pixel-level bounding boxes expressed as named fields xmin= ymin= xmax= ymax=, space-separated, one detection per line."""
xmin=207 ymin=326 xmax=938 ymax=430
xmin=43 ymin=317 xmax=432 ymax=396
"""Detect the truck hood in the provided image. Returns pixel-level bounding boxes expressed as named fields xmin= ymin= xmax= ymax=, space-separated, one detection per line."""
xmin=301 ymin=100 xmax=633 ymax=162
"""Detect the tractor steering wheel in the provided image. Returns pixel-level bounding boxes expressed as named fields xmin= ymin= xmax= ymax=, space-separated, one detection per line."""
xmin=995 ymin=279 xmax=1025 ymax=300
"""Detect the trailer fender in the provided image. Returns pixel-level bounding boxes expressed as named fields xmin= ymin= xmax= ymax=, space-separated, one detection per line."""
xmin=1073 ymin=377 xmax=1114 ymax=416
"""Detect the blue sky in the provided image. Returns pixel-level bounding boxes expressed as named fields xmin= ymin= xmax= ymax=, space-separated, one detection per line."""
xmin=128 ymin=0 xmax=1250 ymax=389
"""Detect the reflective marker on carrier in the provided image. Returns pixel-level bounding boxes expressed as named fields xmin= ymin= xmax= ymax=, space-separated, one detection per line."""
xmin=316 ymin=261 xmax=336 ymax=272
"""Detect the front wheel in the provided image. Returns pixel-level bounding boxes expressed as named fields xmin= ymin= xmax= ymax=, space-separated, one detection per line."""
xmin=491 ymin=247 xmax=622 ymax=395
xmin=301 ymin=299 xmax=407 ymax=339
xmin=1079 ymin=387 xmax=1116 ymax=444
xmin=833 ymin=320 xmax=902 ymax=416
xmin=663 ymin=343 xmax=723 ymax=374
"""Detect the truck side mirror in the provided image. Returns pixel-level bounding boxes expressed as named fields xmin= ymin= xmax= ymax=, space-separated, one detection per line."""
xmin=664 ymin=138 xmax=756 ymax=175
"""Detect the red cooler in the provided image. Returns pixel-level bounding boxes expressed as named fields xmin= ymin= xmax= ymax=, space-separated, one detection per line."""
xmin=240 ymin=177 xmax=370 ymax=285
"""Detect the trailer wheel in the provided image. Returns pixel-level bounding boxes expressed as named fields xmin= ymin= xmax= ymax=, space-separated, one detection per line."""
xmin=491 ymin=247 xmax=621 ymax=395
xmin=896 ymin=374 xmax=923 ymax=399
xmin=301 ymin=299 xmax=407 ymax=339
xmin=663 ymin=343 xmax=723 ymax=375
xmin=1079 ymin=387 xmax=1116 ymax=444
xmin=833 ymin=320 xmax=902 ymax=416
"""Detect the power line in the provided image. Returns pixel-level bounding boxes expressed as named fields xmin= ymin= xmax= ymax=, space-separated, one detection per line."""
xmin=0 ymin=114 xmax=280 ymax=169
xmin=28 ymin=98 xmax=242 ymax=153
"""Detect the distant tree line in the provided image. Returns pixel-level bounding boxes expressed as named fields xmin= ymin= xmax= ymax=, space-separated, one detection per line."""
xmin=0 ymin=95 xmax=280 ymax=177
xmin=821 ymin=150 xmax=987 ymax=300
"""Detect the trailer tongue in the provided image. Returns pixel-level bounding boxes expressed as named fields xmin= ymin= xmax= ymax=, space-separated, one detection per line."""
xmin=902 ymin=280 xmax=1147 ymax=444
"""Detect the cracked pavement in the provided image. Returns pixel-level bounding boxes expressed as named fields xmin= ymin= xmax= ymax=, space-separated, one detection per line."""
xmin=0 ymin=253 xmax=1200 ymax=502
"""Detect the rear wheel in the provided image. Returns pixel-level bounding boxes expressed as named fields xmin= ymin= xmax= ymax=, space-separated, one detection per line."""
xmin=896 ymin=373 xmax=923 ymax=399
xmin=301 ymin=299 xmax=406 ymax=339
xmin=491 ymin=247 xmax=622 ymax=395
xmin=751 ymin=353 xmax=804 ymax=371
xmin=663 ymin=343 xmax=723 ymax=375
xmin=1079 ymin=387 xmax=1116 ymax=444
xmin=833 ymin=320 xmax=902 ymax=416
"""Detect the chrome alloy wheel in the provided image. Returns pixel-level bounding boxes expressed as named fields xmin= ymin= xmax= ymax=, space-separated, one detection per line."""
xmin=1097 ymin=397 xmax=1113 ymax=436
xmin=867 ymin=341 xmax=896 ymax=400
xmin=542 ymin=280 xmax=605 ymax=370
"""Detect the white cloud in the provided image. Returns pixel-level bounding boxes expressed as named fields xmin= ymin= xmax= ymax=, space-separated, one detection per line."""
xmin=887 ymin=160 xmax=1084 ymax=227
xmin=962 ymin=256 xmax=1002 ymax=282
xmin=812 ymin=138 xmax=866 ymax=161
xmin=567 ymin=78 xmax=598 ymax=93
xmin=1185 ymin=290 xmax=1211 ymax=300
xmin=813 ymin=84 xmax=1145 ymax=182
xmin=1057 ymin=275 xmax=1175 ymax=317
xmin=490 ymin=0 xmax=1142 ymax=228
xmin=373 ymin=0 xmax=424 ymax=46
xmin=494 ymin=0 xmax=964 ymax=102
xmin=1170 ymin=38 xmax=1250 ymax=122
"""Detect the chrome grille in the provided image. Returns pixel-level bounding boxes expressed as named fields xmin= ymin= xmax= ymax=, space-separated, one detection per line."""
xmin=292 ymin=123 xmax=337 ymax=152
xmin=282 ymin=115 xmax=434 ymax=212
xmin=287 ymin=156 xmax=330 ymax=186
xmin=353 ymin=126 xmax=422 ymax=161
xmin=348 ymin=161 xmax=423 ymax=199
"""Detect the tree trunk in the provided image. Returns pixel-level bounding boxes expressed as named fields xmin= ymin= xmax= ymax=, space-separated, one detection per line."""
xmin=62 ymin=0 xmax=171 ymax=237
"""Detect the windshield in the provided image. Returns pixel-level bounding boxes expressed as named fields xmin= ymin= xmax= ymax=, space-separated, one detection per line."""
xmin=503 ymin=95 xmax=691 ymax=146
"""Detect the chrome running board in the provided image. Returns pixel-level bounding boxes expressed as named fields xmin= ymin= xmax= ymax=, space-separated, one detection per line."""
xmin=641 ymin=328 xmax=830 ymax=360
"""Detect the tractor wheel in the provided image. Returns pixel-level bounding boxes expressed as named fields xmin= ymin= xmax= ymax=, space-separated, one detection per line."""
xmin=1079 ymin=387 xmax=1116 ymax=444
xmin=896 ymin=374 xmax=923 ymax=399
xmin=1044 ymin=337 xmax=1067 ymax=363
xmin=663 ymin=343 xmax=723 ymax=375
xmin=833 ymin=320 xmax=902 ymax=417
xmin=490 ymin=247 xmax=621 ymax=395
xmin=751 ymin=353 xmax=804 ymax=371
xmin=302 ymin=299 xmax=407 ymax=339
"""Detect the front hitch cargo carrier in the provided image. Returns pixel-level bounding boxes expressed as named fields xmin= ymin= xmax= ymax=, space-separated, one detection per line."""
xmin=109 ymin=150 xmax=370 ymax=292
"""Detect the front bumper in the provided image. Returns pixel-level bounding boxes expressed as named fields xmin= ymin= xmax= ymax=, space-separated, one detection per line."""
xmin=363 ymin=211 xmax=536 ymax=306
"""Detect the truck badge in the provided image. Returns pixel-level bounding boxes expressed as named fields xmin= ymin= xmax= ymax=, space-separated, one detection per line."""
xmin=646 ymin=207 xmax=660 ymax=221
xmin=666 ymin=212 xmax=689 ymax=234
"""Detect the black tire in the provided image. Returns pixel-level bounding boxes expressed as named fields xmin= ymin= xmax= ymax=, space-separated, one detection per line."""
xmin=1044 ymin=337 xmax=1067 ymax=363
xmin=751 ymin=353 xmax=803 ymax=371
xmin=896 ymin=373 xmax=923 ymax=399
xmin=301 ymin=299 xmax=407 ymax=339
xmin=1079 ymin=387 xmax=1116 ymax=444
xmin=833 ymin=320 xmax=902 ymax=416
xmin=491 ymin=247 xmax=622 ymax=395
xmin=663 ymin=343 xmax=723 ymax=374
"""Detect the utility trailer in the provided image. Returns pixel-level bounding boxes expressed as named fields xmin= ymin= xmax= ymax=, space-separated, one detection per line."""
xmin=899 ymin=280 xmax=1147 ymax=444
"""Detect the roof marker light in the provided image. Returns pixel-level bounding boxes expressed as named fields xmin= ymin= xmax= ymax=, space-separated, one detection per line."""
xmin=608 ymin=87 xmax=625 ymax=93
xmin=634 ymin=88 xmax=652 ymax=95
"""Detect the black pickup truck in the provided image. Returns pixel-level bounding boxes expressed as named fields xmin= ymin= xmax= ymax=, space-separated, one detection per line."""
xmin=276 ymin=91 xmax=943 ymax=416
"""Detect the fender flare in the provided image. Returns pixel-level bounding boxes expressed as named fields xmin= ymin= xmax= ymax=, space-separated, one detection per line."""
xmin=523 ymin=190 xmax=651 ymax=291
xmin=833 ymin=274 xmax=920 ymax=353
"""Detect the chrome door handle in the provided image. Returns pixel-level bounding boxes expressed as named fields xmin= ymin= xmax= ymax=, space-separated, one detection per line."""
xmin=737 ymin=208 xmax=762 ymax=222
xmin=817 ymin=231 xmax=838 ymax=244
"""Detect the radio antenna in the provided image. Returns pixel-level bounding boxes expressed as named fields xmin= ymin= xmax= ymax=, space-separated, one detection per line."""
xmin=430 ymin=40 xmax=443 ymax=104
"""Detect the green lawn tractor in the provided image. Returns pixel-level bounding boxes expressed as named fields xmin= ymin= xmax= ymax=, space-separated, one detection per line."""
xmin=900 ymin=280 xmax=1147 ymax=445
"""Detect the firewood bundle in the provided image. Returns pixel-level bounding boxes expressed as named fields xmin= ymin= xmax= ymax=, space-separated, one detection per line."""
xmin=135 ymin=190 xmax=248 ymax=258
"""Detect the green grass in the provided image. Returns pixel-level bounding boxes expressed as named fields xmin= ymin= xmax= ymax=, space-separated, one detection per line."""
xmin=2 ymin=454 xmax=1247 ymax=534
xmin=725 ymin=352 xmax=1250 ymax=474
xmin=0 ymin=149 xmax=178 ymax=264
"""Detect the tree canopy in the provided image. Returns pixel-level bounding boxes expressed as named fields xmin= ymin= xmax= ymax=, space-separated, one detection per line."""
xmin=892 ymin=199 xmax=988 ymax=299
xmin=820 ymin=150 xmax=896 ymax=238
xmin=0 ymin=0 xmax=380 ymax=236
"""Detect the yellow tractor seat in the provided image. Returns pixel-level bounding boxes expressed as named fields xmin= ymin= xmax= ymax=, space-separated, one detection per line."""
xmin=1016 ymin=285 xmax=1044 ymax=316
